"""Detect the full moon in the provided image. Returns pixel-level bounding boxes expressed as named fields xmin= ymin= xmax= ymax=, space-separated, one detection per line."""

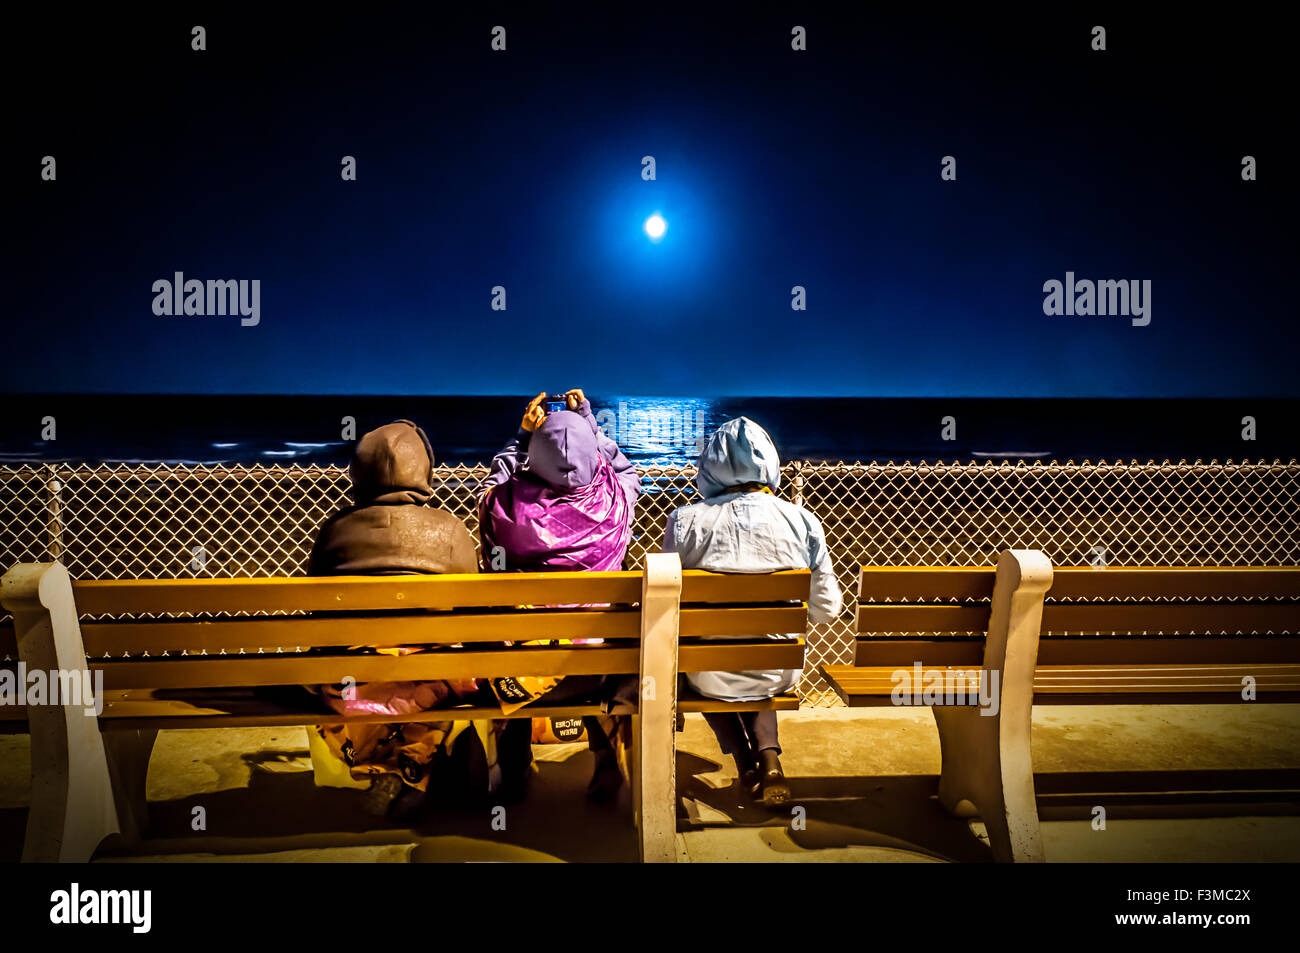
xmin=644 ymin=213 xmax=667 ymax=241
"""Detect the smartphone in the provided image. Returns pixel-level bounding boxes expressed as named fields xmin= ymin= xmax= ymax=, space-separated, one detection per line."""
xmin=543 ymin=396 xmax=567 ymax=414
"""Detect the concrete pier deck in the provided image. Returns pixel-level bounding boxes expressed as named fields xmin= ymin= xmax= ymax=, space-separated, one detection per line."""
xmin=2 ymin=704 xmax=1297 ymax=863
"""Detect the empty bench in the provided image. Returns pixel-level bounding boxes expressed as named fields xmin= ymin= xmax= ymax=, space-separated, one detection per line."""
xmin=0 ymin=554 xmax=809 ymax=863
xmin=820 ymin=550 xmax=1300 ymax=862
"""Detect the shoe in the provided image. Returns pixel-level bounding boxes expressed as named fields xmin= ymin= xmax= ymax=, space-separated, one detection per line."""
xmin=740 ymin=767 xmax=761 ymax=799
xmin=387 ymin=783 xmax=428 ymax=823
xmin=497 ymin=719 xmax=534 ymax=804
xmin=586 ymin=753 xmax=623 ymax=803
xmin=498 ymin=765 xmax=532 ymax=804
xmin=757 ymin=749 xmax=790 ymax=808
xmin=363 ymin=774 xmax=403 ymax=816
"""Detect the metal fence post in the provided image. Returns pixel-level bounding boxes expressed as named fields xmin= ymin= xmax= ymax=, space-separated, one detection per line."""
xmin=45 ymin=464 xmax=65 ymax=563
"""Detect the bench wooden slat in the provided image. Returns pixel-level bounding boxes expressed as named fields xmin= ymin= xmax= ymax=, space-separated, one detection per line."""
xmin=851 ymin=638 xmax=984 ymax=666
xmin=679 ymin=693 xmax=801 ymax=713
xmin=1032 ymin=662 xmax=1300 ymax=704
xmin=857 ymin=603 xmax=1298 ymax=636
xmin=72 ymin=572 xmax=643 ymax=615
xmin=858 ymin=565 xmax=1300 ymax=604
xmin=0 ymin=690 xmax=801 ymax=732
xmin=680 ymin=606 xmax=808 ymax=637
xmin=859 ymin=567 xmax=995 ymax=602
xmin=1039 ymin=603 xmax=1299 ymax=634
xmin=1049 ymin=567 xmax=1300 ymax=601
xmin=820 ymin=663 xmax=986 ymax=707
xmin=857 ymin=605 xmax=990 ymax=632
xmin=71 ymin=569 xmax=812 ymax=616
xmin=679 ymin=638 xmax=804 ymax=673
xmin=80 ymin=611 xmax=640 ymax=655
xmin=90 ymin=646 xmax=641 ymax=689
xmin=99 ymin=700 xmax=606 ymax=729
xmin=77 ymin=605 xmax=809 ymax=657
xmin=821 ymin=663 xmax=1300 ymax=707
xmin=854 ymin=636 xmax=1300 ymax=667
xmin=681 ymin=570 xmax=810 ymax=603
xmin=88 ymin=639 xmax=805 ymax=690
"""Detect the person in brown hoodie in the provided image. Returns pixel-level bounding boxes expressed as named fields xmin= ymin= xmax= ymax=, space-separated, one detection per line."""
xmin=307 ymin=420 xmax=485 ymax=819
xmin=309 ymin=419 xmax=476 ymax=577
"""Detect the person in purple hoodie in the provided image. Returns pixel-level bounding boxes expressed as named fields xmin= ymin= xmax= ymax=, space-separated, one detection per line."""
xmin=477 ymin=388 xmax=642 ymax=799
xmin=479 ymin=388 xmax=641 ymax=572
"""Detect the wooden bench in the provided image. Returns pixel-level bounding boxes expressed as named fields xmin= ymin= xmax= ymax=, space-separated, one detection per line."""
xmin=820 ymin=550 xmax=1300 ymax=862
xmin=0 ymin=554 xmax=809 ymax=863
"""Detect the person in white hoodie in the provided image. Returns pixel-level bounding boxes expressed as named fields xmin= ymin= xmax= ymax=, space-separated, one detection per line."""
xmin=662 ymin=417 xmax=843 ymax=806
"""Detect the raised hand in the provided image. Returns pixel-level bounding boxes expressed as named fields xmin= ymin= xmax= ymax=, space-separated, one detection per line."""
xmin=521 ymin=392 xmax=548 ymax=432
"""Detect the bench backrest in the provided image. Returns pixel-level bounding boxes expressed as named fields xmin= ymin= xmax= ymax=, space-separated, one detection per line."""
xmin=2 ymin=558 xmax=809 ymax=863
xmin=855 ymin=565 xmax=1300 ymax=666
xmin=23 ymin=568 xmax=811 ymax=691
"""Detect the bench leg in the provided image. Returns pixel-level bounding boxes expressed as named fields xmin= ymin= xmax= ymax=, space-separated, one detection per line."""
xmin=932 ymin=704 xmax=1041 ymax=863
xmin=1 ymin=563 xmax=121 ymax=862
xmin=635 ymin=553 xmax=684 ymax=863
xmin=103 ymin=728 xmax=157 ymax=846
xmin=930 ymin=549 xmax=1052 ymax=863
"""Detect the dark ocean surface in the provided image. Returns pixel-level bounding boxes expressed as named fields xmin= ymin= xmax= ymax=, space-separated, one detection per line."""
xmin=0 ymin=396 xmax=1295 ymax=467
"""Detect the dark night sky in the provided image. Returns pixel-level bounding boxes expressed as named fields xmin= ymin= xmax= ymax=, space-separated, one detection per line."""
xmin=7 ymin=6 xmax=1295 ymax=396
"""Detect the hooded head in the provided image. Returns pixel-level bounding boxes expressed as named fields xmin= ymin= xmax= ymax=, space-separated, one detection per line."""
xmin=349 ymin=419 xmax=435 ymax=505
xmin=526 ymin=410 xmax=600 ymax=491
xmin=696 ymin=416 xmax=781 ymax=499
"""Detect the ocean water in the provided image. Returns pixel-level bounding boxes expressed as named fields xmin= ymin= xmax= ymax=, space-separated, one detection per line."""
xmin=0 ymin=395 xmax=1295 ymax=467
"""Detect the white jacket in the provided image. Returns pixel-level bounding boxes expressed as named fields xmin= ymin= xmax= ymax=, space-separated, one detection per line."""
xmin=662 ymin=417 xmax=843 ymax=702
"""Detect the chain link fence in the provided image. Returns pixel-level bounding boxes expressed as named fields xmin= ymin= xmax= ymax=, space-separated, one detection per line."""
xmin=2 ymin=459 xmax=1297 ymax=704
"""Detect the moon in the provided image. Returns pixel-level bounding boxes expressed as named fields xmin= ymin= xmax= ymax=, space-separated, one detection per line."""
xmin=644 ymin=213 xmax=667 ymax=241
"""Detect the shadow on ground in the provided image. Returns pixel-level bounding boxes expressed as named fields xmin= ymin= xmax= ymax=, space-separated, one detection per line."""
xmin=8 ymin=743 xmax=1298 ymax=863
xmin=98 ymin=745 xmax=640 ymax=862
xmin=678 ymin=758 xmax=1300 ymax=862
xmin=677 ymin=751 xmax=992 ymax=861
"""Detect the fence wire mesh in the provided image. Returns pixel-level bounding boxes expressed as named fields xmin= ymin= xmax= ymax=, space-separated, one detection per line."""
xmin=2 ymin=459 xmax=1297 ymax=704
